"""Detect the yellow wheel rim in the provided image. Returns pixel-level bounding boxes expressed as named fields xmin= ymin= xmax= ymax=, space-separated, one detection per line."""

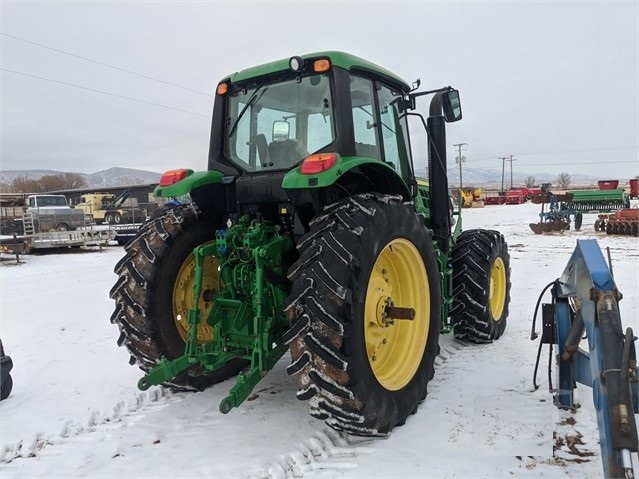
xmin=173 ymin=249 xmax=219 ymax=343
xmin=489 ymin=257 xmax=506 ymax=321
xmin=364 ymin=238 xmax=430 ymax=391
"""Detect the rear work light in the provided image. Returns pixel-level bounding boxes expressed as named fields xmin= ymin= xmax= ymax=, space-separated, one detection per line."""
xmin=313 ymin=59 xmax=330 ymax=73
xmin=300 ymin=153 xmax=338 ymax=175
xmin=159 ymin=169 xmax=190 ymax=186
xmin=216 ymin=83 xmax=229 ymax=95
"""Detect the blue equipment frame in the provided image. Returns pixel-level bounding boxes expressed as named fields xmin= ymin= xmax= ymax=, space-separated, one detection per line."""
xmin=546 ymin=239 xmax=638 ymax=478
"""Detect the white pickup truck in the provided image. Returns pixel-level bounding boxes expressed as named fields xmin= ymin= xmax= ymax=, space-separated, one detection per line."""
xmin=25 ymin=194 xmax=85 ymax=232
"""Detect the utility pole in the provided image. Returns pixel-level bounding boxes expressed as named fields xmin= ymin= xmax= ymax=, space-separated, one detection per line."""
xmin=506 ymin=155 xmax=517 ymax=188
xmin=453 ymin=143 xmax=467 ymax=188
xmin=498 ymin=157 xmax=509 ymax=193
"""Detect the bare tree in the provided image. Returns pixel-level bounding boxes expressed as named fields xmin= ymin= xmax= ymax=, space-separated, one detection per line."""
xmin=9 ymin=176 xmax=40 ymax=193
xmin=7 ymin=173 xmax=87 ymax=193
xmin=525 ymin=175 xmax=536 ymax=187
xmin=38 ymin=174 xmax=88 ymax=192
xmin=556 ymin=172 xmax=571 ymax=189
xmin=37 ymin=175 xmax=62 ymax=192
xmin=60 ymin=173 xmax=87 ymax=190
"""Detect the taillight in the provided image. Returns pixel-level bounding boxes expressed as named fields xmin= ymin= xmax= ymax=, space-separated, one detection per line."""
xmin=300 ymin=153 xmax=338 ymax=175
xmin=159 ymin=169 xmax=190 ymax=186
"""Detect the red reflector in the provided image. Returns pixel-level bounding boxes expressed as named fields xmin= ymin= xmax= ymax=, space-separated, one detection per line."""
xmin=300 ymin=153 xmax=338 ymax=175
xmin=159 ymin=169 xmax=190 ymax=186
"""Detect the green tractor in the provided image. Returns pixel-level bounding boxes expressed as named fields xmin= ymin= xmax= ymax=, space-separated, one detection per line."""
xmin=110 ymin=52 xmax=511 ymax=436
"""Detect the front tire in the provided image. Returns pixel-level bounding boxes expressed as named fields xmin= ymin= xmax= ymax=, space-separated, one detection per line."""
xmin=450 ymin=229 xmax=511 ymax=342
xmin=1 ymin=340 xmax=12 ymax=401
xmin=109 ymin=204 xmax=246 ymax=391
xmin=284 ymin=194 xmax=441 ymax=436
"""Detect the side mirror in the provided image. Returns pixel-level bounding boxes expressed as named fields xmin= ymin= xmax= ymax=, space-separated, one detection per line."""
xmin=272 ymin=121 xmax=290 ymax=141
xmin=442 ymin=90 xmax=462 ymax=123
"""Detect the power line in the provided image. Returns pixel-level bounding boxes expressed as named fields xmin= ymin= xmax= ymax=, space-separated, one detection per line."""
xmin=1 ymin=68 xmax=210 ymax=118
xmin=0 ymin=31 xmax=213 ymax=97
xmin=460 ymin=147 xmax=637 ymax=165
xmin=447 ymin=159 xmax=637 ymax=171
xmin=511 ymin=160 xmax=636 ymax=167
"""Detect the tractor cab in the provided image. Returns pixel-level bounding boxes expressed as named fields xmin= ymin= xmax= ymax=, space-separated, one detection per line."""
xmin=207 ymin=53 xmax=419 ymax=217
xmin=214 ymin=54 xmax=415 ymax=180
xmin=157 ymin=52 xmax=462 ymax=235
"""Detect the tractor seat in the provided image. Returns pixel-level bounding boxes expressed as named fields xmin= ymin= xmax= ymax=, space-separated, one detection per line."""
xmin=267 ymin=140 xmax=304 ymax=169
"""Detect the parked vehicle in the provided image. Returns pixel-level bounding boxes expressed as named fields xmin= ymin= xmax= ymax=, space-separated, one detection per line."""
xmin=75 ymin=190 xmax=147 ymax=224
xmin=504 ymin=188 xmax=529 ymax=204
xmin=23 ymin=194 xmax=85 ymax=232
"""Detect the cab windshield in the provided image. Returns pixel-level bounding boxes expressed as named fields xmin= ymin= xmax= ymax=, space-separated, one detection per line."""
xmin=31 ymin=196 xmax=68 ymax=207
xmin=225 ymin=73 xmax=335 ymax=171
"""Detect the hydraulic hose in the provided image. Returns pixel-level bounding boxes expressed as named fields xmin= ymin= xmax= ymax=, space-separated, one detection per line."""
xmin=531 ymin=279 xmax=558 ymax=390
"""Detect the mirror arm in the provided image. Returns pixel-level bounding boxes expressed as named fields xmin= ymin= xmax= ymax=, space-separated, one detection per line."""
xmin=405 ymin=86 xmax=454 ymax=111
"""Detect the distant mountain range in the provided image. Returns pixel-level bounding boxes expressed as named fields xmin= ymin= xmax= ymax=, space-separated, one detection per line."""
xmin=1 ymin=165 xmax=603 ymax=189
xmin=415 ymin=166 xmax=602 ymax=188
xmin=0 ymin=167 xmax=161 ymax=188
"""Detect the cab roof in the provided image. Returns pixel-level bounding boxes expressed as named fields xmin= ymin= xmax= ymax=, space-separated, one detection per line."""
xmin=225 ymin=51 xmax=411 ymax=92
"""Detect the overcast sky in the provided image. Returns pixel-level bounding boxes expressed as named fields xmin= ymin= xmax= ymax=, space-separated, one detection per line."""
xmin=1 ymin=1 xmax=637 ymax=180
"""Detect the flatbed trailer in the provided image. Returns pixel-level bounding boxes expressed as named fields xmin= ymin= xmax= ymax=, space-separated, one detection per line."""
xmin=0 ymin=228 xmax=115 ymax=254
xmin=110 ymin=223 xmax=143 ymax=245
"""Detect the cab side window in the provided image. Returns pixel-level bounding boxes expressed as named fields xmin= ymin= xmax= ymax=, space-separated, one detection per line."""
xmin=377 ymin=84 xmax=412 ymax=180
xmin=350 ymin=76 xmax=381 ymax=160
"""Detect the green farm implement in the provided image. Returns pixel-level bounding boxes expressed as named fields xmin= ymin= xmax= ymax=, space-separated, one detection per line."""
xmin=110 ymin=52 xmax=512 ymax=435
xmin=565 ymin=188 xmax=628 ymax=213
xmin=530 ymin=188 xmax=630 ymax=234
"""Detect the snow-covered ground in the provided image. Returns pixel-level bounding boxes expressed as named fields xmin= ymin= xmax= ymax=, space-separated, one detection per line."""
xmin=0 ymin=201 xmax=637 ymax=478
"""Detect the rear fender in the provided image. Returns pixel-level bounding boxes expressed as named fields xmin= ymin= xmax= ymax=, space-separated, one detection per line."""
xmin=282 ymin=157 xmax=411 ymax=199
xmin=153 ymin=170 xmax=225 ymax=198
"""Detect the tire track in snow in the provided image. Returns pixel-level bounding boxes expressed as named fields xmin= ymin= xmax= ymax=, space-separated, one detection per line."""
xmin=257 ymin=340 xmax=467 ymax=478
xmin=258 ymin=428 xmax=375 ymax=479
xmin=1 ymin=386 xmax=177 ymax=464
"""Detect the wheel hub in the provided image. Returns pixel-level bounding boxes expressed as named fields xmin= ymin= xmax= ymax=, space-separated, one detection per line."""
xmin=489 ymin=257 xmax=507 ymax=321
xmin=364 ymin=238 xmax=430 ymax=391
xmin=173 ymin=248 xmax=219 ymax=343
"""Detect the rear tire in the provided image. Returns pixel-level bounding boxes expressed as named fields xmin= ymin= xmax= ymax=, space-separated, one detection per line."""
xmin=574 ymin=213 xmax=583 ymax=231
xmin=450 ymin=229 xmax=511 ymax=342
xmin=105 ymin=213 xmax=122 ymax=224
xmin=0 ymin=340 xmax=12 ymax=401
xmin=109 ymin=204 xmax=246 ymax=391
xmin=1 ymin=374 xmax=12 ymax=400
xmin=284 ymin=193 xmax=441 ymax=436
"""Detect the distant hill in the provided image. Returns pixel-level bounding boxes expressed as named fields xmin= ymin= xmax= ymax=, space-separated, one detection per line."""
xmin=415 ymin=166 xmax=601 ymax=188
xmin=0 ymin=167 xmax=161 ymax=188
